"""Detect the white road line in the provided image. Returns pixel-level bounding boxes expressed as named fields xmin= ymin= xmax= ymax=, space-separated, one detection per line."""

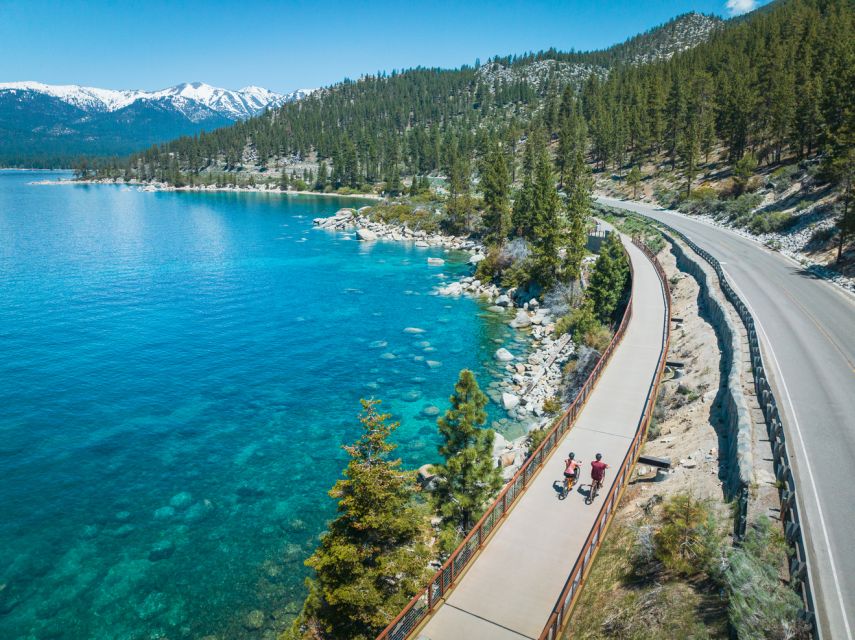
xmin=724 ymin=269 xmax=853 ymax=640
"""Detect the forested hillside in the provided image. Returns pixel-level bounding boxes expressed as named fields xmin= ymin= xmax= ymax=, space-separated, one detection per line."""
xmin=90 ymin=0 xmax=853 ymax=261
xmin=86 ymin=11 xmax=723 ymax=186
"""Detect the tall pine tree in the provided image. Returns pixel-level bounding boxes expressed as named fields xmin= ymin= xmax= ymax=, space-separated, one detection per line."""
xmin=433 ymin=370 xmax=502 ymax=555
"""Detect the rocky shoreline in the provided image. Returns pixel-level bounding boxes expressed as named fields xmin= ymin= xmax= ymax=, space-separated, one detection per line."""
xmin=314 ymin=207 xmax=577 ymax=481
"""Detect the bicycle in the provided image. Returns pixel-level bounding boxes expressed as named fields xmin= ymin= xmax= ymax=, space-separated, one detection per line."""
xmin=588 ymin=477 xmax=603 ymax=503
xmin=560 ymin=471 xmax=579 ymax=500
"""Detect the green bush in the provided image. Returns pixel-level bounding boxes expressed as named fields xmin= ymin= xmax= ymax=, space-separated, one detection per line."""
xmin=542 ymin=396 xmax=562 ymax=415
xmin=474 ymin=247 xmax=507 ymax=282
xmin=369 ymin=202 xmax=441 ymax=234
xmin=526 ymin=427 xmax=549 ymax=454
xmin=654 ymin=493 xmax=722 ymax=578
xmin=726 ymin=517 xmax=810 ymax=640
xmin=748 ymin=211 xmax=794 ymax=234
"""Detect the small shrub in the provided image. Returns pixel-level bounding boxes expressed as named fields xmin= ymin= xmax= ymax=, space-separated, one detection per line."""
xmin=654 ymin=493 xmax=722 ymax=578
xmin=526 ymin=427 xmax=549 ymax=454
xmin=809 ymin=225 xmax=836 ymax=245
xmin=542 ymin=396 xmax=562 ymax=415
xmin=474 ymin=246 xmax=510 ymax=282
xmin=562 ymin=358 xmax=579 ymax=376
xmin=581 ymin=323 xmax=612 ymax=352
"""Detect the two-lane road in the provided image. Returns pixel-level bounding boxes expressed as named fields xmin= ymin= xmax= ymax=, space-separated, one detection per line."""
xmin=598 ymin=196 xmax=855 ymax=639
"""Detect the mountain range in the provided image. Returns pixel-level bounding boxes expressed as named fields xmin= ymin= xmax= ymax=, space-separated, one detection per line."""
xmin=0 ymin=81 xmax=313 ymax=166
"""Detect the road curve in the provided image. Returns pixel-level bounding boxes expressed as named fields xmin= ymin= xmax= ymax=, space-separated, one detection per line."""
xmin=598 ymin=196 xmax=855 ymax=640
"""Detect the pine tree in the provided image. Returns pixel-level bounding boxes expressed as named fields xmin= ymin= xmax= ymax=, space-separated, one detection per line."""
xmin=294 ymin=400 xmax=430 ymax=640
xmin=433 ymin=370 xmax=502 ymax=555
xmin=315 ymin=161 xmax=328 ymax=191
xmin=586 ymin=232 xmax=630 ymax=323
xmin=479 ymin=142 xmax=511 ymax=244
xmin=445 ymin=153 xmax=472 ymax=235
xmin=564 ymin=151 xmax=591 ymax=282
xmin=529 ymin=148 xmax=565 ymax=288
xmin=626 ymin=165 xmax=642 ymax=199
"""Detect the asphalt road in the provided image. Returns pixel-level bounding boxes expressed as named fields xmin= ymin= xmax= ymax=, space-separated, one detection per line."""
xmin=598 ymin=196 xmax=855 ymax=640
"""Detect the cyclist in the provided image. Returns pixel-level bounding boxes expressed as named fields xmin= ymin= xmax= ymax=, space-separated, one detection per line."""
xmin=562 ymin=452 xmax=582 ymax=496
xmin=590 ymin=453 xmax=609 ymax=499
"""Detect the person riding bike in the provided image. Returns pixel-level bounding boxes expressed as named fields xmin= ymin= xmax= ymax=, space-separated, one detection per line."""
xmin=590 ymin=453 xmax=609 ymax=498
xmin=562 ymin=452 xmax=582 ymax=495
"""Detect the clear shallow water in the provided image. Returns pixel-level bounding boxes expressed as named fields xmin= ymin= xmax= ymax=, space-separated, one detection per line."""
xmin=0 ymin=171 xmax=529 ymax=640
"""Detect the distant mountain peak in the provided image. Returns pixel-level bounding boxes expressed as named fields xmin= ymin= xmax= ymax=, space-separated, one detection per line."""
xmin=0 ymin=81 xmax=307 ymax=120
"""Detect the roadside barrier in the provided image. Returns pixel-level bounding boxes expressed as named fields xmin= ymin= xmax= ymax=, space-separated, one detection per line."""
xmin=638 ymin=216 xmax=817 ymax=634
xmin=376 ymin=243 xmax=638 ymax=640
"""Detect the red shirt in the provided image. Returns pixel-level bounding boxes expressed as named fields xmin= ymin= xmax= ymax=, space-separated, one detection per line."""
xmin=591 ymin=460 xmax=608 ymax=481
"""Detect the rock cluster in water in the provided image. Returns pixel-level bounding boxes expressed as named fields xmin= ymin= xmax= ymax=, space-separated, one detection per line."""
xmin=315 ymin=206 xmax=579 ymax=489
xmin=314 ymin=207 xmax=480 ymax=251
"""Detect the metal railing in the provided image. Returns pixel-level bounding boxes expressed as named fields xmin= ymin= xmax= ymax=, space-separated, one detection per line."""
xmin=538 ymin=237 xmax=671 ymax=639
xmin=375 ymin=243 xmax=639 ymax=640
xmin=637 ymin=216 xmax=817 ymax=633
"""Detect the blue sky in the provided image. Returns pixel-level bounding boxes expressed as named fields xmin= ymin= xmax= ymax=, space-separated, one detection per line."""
xmin=0 ymin=0 xmax=768 ymax=92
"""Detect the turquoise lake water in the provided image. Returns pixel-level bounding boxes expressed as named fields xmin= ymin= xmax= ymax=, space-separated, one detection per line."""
xmin=0 ymin=171 xmax=530 ymax=639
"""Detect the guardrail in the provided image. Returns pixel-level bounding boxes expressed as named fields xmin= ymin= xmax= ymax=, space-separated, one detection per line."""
xmin=637 ymin=216 xmax=817 ymax=634
xmin=538 ymin=237 xmax=671 ymax=639
xmin=375 ymin=242 xmax=639 ymax=640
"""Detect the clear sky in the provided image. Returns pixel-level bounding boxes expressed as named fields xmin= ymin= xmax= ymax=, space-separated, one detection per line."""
xmin=0 ymin=0 xmax=769 ymax=93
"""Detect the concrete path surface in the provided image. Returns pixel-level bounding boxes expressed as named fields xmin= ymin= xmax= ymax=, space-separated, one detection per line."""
xmin=598 ymin=196 xmax=855 ymax=640
xmin=418 ymin=237 xmax=668 ymax=640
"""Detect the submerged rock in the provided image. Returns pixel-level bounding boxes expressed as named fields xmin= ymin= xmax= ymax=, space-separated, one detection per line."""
xmin=244 ymin=610 xmax=266 ymax=630
xmin=169 ymin=492 xmax=192 ymax=510
xmin=495 ymin=348 xmax=514 ymax=362
xmin=148 ymin=539 xmax=175 ymax=562
xmin=153 ymin=506 xmax=175 ymax=520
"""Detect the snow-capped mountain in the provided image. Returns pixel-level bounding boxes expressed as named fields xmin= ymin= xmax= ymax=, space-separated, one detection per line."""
xmin=0 ymin=81 xmax=314 ymax=120
xmin=0 ymin=81 xmax=315 ymax=165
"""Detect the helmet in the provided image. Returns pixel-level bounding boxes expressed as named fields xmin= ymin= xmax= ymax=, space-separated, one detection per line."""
xmin=568 ymin=452 xmax=576 ymax=460
xmin=595 ymin=453 xmax=603 ymax=461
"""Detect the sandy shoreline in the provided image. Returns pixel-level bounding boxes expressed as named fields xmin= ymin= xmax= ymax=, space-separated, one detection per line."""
xmin=29 ymin=178 xmax=383 ymax=201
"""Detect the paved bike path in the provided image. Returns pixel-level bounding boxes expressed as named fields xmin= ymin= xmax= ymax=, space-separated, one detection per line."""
xmin=418 ymin=237 xmax=668 ymax=639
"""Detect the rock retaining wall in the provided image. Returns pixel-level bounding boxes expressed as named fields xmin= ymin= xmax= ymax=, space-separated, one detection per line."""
xmin=667 ymin=238 xmax=753 ymax=494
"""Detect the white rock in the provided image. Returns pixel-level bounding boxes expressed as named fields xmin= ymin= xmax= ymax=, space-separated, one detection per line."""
xmin=427 ymin=257 xmax=445 ymax=266
xmin=468 ymin=253 xmax=486 ymax=264
xmin=509 ymin=310 xmax=532 ymax=329
xmin=502 ymin=392 xmax=520 ymax=410
xmin=356 ymin=228 xmax=377 ymax=241
xmin=495 ymin=348 xmax=514 ymax=362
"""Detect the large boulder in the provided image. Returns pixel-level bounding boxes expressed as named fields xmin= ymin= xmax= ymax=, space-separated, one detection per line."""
xmin=356 ymin=228 xmax=377 ymax=241
xmin=495 ymin=294 xmax=511 ymax=307
xmin=509 ymin=310 xmax=532 ymax=329
xmin=502 ymin=392 xmax=520 ymax=411
xmin=417 ymin=464 xmax=436 ymax=488
xmin=494 ymin=348 xmax=514 ymax=362
xmin=468 ymin=253 xmax=486 ymax=265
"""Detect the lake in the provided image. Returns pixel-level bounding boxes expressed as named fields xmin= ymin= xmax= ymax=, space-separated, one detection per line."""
xmin=0 ymin=171 xmax=529 ymax=639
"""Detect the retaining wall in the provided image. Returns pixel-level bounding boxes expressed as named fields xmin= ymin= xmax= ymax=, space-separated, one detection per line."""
xmin=667 ymin=237 xmax=753 ymax=494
